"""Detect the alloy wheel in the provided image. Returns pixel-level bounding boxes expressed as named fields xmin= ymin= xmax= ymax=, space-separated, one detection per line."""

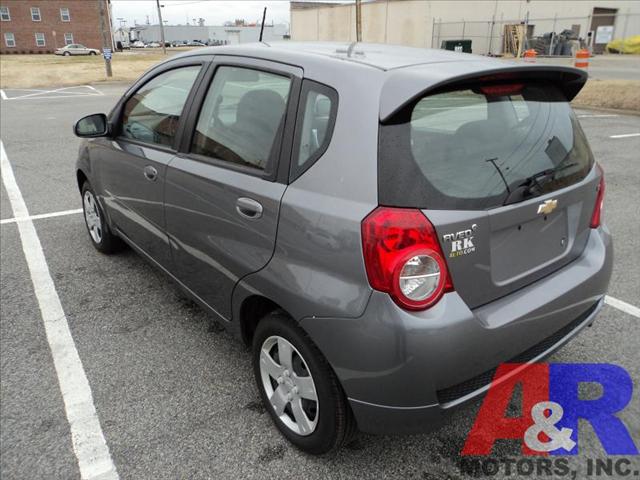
xmin=83 ymin=190 xmax=103 ymax=244
xmin=259 ymin=335 xmax=319 ymax=436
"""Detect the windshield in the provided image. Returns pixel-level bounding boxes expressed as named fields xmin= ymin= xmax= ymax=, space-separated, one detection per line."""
xmin=378 ymin=82 xmax=594 ymax=210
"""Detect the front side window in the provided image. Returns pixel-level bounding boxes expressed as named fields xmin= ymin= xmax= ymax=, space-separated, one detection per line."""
xmin=291 ymin=80 xmax=337 ymax=180
xmin=4 ymin=32 xmax=15 ymax=47
xmin=35 ymin=32 xmax=45 ymax=46
xmin=64 ymin=33 xmax=73 ymax=45
xmin=379 ymin=83 xmax=593 ymax=210
xmin=122 ymin=66 xmax=201 ymax=147
xmin=60 ymin=7 xmax=70 ymax=22
xmin=0 ymin=6 xmax=10 ymax=21
xmin=191 ymin=66 xmax=292 ymax=171
xmin=31 ymin=7 xmax=40 ymax=21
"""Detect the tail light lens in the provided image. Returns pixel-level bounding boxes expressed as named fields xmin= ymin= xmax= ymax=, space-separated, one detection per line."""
xmin=361 ymin=207 xmax=454 ymax=310
xmin=590 ymin=166 xmax=605 ymax=228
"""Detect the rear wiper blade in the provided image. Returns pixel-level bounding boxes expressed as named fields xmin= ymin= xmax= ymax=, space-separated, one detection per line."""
xmin=503 ymin=162 xmax=578 ymax=205
xmin=525 ymin=162 xmax=578 ymax=192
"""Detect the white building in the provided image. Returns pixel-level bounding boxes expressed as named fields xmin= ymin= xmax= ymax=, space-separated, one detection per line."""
xmin=135 ymin=23 xmax=289 ymax=45
xmin=291 ymin=0 xmax=640 ymax=55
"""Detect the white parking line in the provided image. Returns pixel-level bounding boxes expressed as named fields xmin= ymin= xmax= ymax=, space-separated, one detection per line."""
xmin=0 ymin=140 xmax=119 ymax=480
xmin=2 ymin=86 xmax=103 ymax=101
xmin=0 ymin=89 xmax=7 ymax=100
xmin=1 ymin=208 xmax=82 ymax=225
xmin=610 ymin=133 xmax=640 ymax=139
xmin=577 ymin=114 xmax=619 ymax=118
xmin=605 ymin=296 xmax=640 ymax=318
xmin=6 ymin=94 xmax=104 ymax=101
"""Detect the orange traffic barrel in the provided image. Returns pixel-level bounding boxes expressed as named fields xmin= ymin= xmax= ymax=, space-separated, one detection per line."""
xmin=575 ymin=49 xmax=590 ymax=69
xmin=523 ymin=49 xmax=537 ymax=62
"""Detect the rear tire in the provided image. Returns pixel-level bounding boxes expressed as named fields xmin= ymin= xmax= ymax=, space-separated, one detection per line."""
xmin=253 ymin=311 xmax=356 ymax=454
xmin=63 ymin=51 xmax=70 ymax=56
xmin=81 ymin=181 xmax=124 ymax=254
xmin=90 ymin=51 xmax=96 ymax=56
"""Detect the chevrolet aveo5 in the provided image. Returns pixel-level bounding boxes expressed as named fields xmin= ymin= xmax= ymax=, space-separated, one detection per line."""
xmin=73 ymin=43 xmax=612 ymax=454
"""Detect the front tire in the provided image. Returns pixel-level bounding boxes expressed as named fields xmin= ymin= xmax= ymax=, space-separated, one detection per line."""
xmin=81 ymin=182 xmax=124 ymax=254
xmin=253 ymin=311 xmax=356 ymax=454
xmin=63 ymin=51 xmax=70 ymax=56
xmin=90 ymin=51 xmax=96 ymax=55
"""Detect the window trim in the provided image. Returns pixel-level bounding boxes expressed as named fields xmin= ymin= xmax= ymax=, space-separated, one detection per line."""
xmin=34 ymin=32 xmax=45 ymax=47
xmin=60 ymin=7 xmax=70 ymax=22
xmin=31 ymin=7 xmax=41 ymax=22
xmin=4 ymin=32 xmax=15 ymax=47
xmin=0 ymin=6 xmax=10 ymax=21
xmin=64 ymin=33 xmax=73 ymax=45
xmin=289 ymin=79 xmax=339 ymax=182
xmin=113 ymin=59 xmax=208 ymax=153
xmin=179 ymin=56 xmax=302 ymax=183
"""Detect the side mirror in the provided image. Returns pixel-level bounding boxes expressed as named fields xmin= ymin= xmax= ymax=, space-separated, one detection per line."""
xmin=74 ymin=113 xmax=109 ymax=138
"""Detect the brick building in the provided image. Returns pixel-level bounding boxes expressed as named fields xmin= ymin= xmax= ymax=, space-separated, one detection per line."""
xmin=0 ymin=0 xmax=111 ymax=54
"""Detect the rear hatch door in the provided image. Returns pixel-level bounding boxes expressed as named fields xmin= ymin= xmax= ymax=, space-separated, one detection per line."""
xmin=378 ymin=69 xmax=599 ymax=308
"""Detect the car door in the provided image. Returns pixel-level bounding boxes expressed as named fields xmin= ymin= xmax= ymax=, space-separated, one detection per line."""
xmin=95 ymin=59 xmax=207 ymax=268
xmin=164 ymin=57 xmax=301 ymax=320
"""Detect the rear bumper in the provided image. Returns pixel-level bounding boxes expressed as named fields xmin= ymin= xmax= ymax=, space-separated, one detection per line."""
xmin=299 ymin=226 xmax=613 ymax=434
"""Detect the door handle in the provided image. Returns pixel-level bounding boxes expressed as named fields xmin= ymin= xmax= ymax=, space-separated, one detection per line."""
xmin=236 ymin=197 xmax=263 ymax=219
xmin=143 ymin=165 xmax=158 ymax=182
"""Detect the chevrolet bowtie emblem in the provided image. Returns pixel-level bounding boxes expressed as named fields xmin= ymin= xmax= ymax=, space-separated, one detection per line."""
xmin=537 ymin=199 xmax=558 ymax=215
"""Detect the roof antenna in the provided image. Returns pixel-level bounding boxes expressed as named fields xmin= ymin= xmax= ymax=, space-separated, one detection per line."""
xmin=259 ymin=7 xmax=267 ymax=42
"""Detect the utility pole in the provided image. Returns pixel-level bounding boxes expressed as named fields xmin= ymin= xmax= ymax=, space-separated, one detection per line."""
xmin=355 ymin=0 xmax=362 ymax=42
xmin=98 ymin=0 xmax=112 ymax=77
xmin=259 ymin=7 xmax=267 ymax=42
xmin=156 ymin=0 xmax=166 ymax=54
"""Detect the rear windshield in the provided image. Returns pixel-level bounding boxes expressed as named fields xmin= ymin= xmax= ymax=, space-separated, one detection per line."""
xmin=379 ymin=83 xmax=594 ymax=210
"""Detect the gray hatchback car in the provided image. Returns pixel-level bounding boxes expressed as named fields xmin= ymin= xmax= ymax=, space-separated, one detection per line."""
xmin=74 ymin=42 xmax=612 ymax=454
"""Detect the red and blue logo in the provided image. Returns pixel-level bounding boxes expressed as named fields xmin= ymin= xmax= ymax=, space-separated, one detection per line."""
xmin=462 ymin=363 xmax=638 ymax=456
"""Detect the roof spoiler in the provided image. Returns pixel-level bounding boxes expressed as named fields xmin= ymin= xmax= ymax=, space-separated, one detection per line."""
xmin=380 ymin=64 xmax=588 ymax=123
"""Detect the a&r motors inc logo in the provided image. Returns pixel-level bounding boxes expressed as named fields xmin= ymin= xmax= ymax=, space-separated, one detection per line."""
xmin=462 ymin=363 xmax=638 ymax=457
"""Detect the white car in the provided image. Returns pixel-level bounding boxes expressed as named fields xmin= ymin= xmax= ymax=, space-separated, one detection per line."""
xmin=131 ymin=41 xmax=145 ymax=48
xmin=55 ymin=44 xmax=100 ymax=56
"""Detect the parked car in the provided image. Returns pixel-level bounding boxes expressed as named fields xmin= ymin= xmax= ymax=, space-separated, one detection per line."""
xmin=146 ymin=42 xmax=161 ymax=48
xmin=73 ymin=42 xmax=611 ymax=454
xmin=131 ymin=41 xmax=145 ymax=48
xmin=55 ymin=44 xmax=100 ymax=56
xmin=186 ymin=40 xmax=206 ymax=46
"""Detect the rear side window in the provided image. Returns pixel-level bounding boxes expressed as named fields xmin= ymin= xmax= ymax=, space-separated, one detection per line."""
xmin=122 ymin=66 xmax=201 ymax=147
xmin=191 ymin=66 xmax=292 ymax=172
xmin=379 ymin=83 xmax=594 ymax=210
xmin=290 ymin=80 xmax=338 ymax=181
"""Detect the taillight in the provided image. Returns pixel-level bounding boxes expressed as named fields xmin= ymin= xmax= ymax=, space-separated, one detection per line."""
xmin=361 ymin=207 xmax=454 ymax=311
xmin=590 ymin=166 xmax=605 ymax=228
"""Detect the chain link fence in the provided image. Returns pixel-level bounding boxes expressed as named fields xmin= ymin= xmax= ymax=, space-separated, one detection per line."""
xmin=432 ymin=12 xmax=640 ymax=57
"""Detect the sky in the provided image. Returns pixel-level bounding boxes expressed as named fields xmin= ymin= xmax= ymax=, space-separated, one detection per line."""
xmin=111 ymin=0 xmax=292 ymax=28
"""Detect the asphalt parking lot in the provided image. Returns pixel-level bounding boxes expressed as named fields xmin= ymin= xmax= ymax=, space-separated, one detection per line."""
xmin=1 ymin=84 xmax=639 ymax=480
